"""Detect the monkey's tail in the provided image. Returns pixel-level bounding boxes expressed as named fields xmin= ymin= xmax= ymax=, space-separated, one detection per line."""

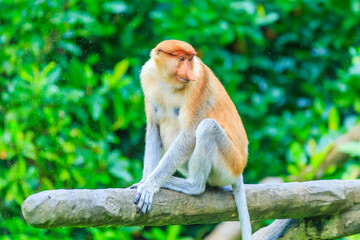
xmin=232 ymin=174 xmax=252 ymax=240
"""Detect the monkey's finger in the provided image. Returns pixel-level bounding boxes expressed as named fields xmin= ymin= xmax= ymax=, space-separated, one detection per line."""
xmin=140 ymin=204 xmax=147 ymax=216
xmin=136 ymin=202 xmax=142 ymax=214
xmin=146 ymin=203 xmax=152 ymax=214
xmin=140 ymin=193 xmax=150 ymax=216
xmin=136 ymin=205 xmax=141 ymax=214
xmin=136 ymin=194 xmax=145 ymax=214
xmin=134 ymin=192 xmax=141 ymax=204
xmin=146 ymin=194 xmax=153 ymax=214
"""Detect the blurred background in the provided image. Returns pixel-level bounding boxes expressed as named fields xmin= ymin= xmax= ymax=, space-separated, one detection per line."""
xmin=0 ymin=0 xmax=360 ymax=239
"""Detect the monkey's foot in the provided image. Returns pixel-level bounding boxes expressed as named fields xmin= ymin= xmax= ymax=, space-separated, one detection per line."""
xmin=134 ymin=183 xmax=158 ymax=216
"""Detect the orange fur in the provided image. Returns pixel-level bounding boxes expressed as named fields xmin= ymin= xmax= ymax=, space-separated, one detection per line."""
xmin=184 ymin=62 xmax=248 ymax=176
xmin=141 ymin=40 xmax=248 ymax=177
xmin=154 ymin=40 xmax=196 ymax=56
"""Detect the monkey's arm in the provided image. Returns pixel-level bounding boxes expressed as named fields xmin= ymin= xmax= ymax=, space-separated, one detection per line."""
xmin=129 ymin=122 xmax=161 ymax=189
xmin=142 ymin=122 xmax=162 ymax=180
xmin=134 ymin=131 xmax=195 ymax=215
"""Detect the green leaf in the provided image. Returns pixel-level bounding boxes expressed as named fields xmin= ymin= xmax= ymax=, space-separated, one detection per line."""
xmin=5 ymin=182 xmax=18 ymax=202
xmin=230 ymin=2 xmax=256 ymax=14
xmin=287 ymin=164 xmax=299 ymax=176
xmin=19 ymin=68 xmax=33 ymax=83
xmin=310 ymin=143 xmax=332 ymax=170
xmin=328 ymin=107 xmax=340 ymax=131
xmin=111 ymin=59 xmax=129 ymax=88
xmin=17 ymin=158 xmax=27 ymax=178
xmin=41 ymin=177 xmax=54 ymax=189
xmin=256 ymin=13 xmax=280 ymax=26
xmin=40 ymin=62 xmax=56 ymax=80
xmin=151 ymin=227 xmax=166 ymax=240
xmin=354 ymin=99 xmax=360 ymax=113
xmin=352 ymin=0 xmax=360 ymax=14
xmin=94 ymin=173 xmax=111 ymax=185
xmin=8 ymin=160 xmax=23 ymax=181
xmin=59 ymin=170 xmax=71 ymax=181
xmin=166 ymin=225 xmax=181 ymax=240
xmin=58 ymin=41 xmax=82 ymax=56
xmin=71 ymin=170 xmax=86 ymax=187
xmin=22 ymin=140 xmax=36 ymax=160
xmin=46 ymin=65 xmax=62 ymax=83
xmin=288 ymin=142 xmax=307 ymax=166
xmin=0 ymin=178 xmax=8 ymax=190
xmin=88 ymin=94 xmax=107 ymax=121
xmin=20 ymin=180 xmax=31 ymax=197
xmin=102 ymin=1 xmax=128 ymax=14
xmin=256 ymin=3 xmax=266 ymax=17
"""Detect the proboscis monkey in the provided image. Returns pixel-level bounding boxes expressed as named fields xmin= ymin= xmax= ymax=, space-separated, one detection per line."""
xmin=130 ymin=40 xmax=251 ymax=239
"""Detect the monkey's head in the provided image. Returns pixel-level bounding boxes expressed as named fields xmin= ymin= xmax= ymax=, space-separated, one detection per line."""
xmin=152 ymin=40 xmax=197 ymax=84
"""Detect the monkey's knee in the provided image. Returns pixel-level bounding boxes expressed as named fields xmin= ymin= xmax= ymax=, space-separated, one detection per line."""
xmin=196 ymin=118 xmax=220 ymax=138
xmin=189 ymin=180 xmax=206 ymax=195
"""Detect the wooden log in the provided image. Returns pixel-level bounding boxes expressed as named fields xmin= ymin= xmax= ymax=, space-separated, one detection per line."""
xmin=21 ymin=180 xmax=360 ymax=229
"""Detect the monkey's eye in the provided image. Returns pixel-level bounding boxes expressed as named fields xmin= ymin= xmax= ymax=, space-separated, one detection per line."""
xmin=179 ymin=57 xmax=185 ymax=62
xmin=189 ymin=56 xmax=193 ymax=61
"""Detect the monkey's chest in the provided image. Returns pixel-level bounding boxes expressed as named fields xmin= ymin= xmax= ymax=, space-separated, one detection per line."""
xmin=154 ymin=105 xmax=181 ymax=152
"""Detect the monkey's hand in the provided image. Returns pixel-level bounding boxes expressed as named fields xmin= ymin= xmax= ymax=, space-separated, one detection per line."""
xmin=134 ymin=183 xmax=159 ymax=216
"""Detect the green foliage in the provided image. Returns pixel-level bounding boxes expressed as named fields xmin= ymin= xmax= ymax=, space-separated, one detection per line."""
xmin=141 ymin=225 xmax=193 ymax=240
xmin=0 ymin=0 xmax=359 ymax=239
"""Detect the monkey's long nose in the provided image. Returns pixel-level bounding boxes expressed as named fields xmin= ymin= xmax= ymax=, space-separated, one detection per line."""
xmin=186 ymin=62 xmax=196 ymax=81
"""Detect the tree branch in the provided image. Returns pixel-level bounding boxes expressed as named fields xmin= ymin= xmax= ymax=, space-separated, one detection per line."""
xmin=253 ymin=204 xmax=360 ymax=240
xmin=22 ymin=180 xmax=360 ymax=229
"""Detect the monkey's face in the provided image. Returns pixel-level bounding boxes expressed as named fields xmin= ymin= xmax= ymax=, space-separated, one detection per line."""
xmin=155 ymin=52 xmax=196 ymax=84
xmin=152 ymin=40 xmax=197 ymax=85
xmin=175 ymin=55 xmax=196 ymax=83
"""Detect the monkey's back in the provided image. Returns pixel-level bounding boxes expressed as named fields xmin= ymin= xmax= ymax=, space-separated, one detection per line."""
xmin=202 ymin=65 xmax=248 ymax=177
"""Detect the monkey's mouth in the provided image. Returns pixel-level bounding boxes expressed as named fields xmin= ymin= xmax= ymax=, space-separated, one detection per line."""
xmin=178 ymin=77 xmax=190 ymax=83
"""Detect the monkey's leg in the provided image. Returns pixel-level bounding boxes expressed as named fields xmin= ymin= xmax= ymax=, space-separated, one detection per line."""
xmin=129 ymin=122 xmax=161 ymax=189
xmin=162 ymin=118 xmax=229 ymax=194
